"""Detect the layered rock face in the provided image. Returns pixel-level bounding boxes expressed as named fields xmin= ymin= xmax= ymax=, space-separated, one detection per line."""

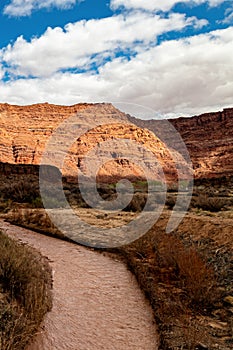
xmin=0 ymin=102 xmax=232 ymax=180
xmin=66 ymin=123 xmax=189 ymax=183
xmin=170 ymin=108 xmax=233 ymax=178
xmin=0 ymin=102 xmax=187 ymax=183
xmin=0 ymin=102 xmax=92 ymax=165
xmin=129 ymin=108 xmax=233 ymax=179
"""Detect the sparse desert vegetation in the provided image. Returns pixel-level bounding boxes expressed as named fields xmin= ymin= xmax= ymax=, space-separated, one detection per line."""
xmin=0 ymin=173 xmax=233 ymax=349
xmin=0 ymin=231 xmax=53 ymax=350
xmin=191 ymin=191 xmax=233 ymax=212
xmin=115 ymin=214 xmax=233 ymax=349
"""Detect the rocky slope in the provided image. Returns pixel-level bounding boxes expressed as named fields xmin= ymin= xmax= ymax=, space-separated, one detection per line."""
xmin=66 ymin=123 xmax=190 ymax=183
xmin=0 ymin=102 xmax=188 ymax=183
xmin=130 ymin=108 xmax=233 ymax=179
xmin=171 ymin=108 xmax=233 ymax=178
xmin=0 ymin=102 xmax=232 ymax=180
xmin=0 ymin=102 xmax=95 ymax=165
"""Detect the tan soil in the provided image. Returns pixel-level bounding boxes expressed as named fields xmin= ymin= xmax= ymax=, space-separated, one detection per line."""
xmin=0 ymin=220 xmax=158 ymax=350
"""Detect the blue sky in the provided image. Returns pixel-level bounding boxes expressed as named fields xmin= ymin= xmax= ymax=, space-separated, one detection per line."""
xmin=0 ymin=0 xmax=232 ymax=117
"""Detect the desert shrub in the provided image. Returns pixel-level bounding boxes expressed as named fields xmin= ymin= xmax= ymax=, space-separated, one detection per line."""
xmin=0 ymin=178 xmax=69 ymax=209
xmin=155 ymin=234 xmax=218 ymax=308
xmin=123 ymin=192 xmax=164 ymax=212
xmin=31 ymin=196 xmax=43 ymax=208
xmin=165 ymin=194 xmax=177 ymax=209
xmin=0 ymin=180 xmax=40 ymax=204
xmin=0 ymin=231 xmax=52 ymax=349
xmin=191 ymin=194 xmax=227 ymax=212
xmin=123 ymin=193 xmax=147 ymax=212
xmin=117 ymin=228 xmax=219 ymax=348
xmin=176 ymin=246 xmax=217 ymax=307
xmin=0 ymin=200 xmax=12 ymax=213
xmin=65 ymin=191 xmax=90 ymax=209
xmin=7 ymin=209 xmax=65 ymax=240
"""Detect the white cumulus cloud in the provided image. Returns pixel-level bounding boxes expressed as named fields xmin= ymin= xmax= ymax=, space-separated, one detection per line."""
xmin=4 ymin=0 xmax=83 ymax=17
xmin=110 ymin=0 xmax=228 ymax=12
xmin=0 ymin=27 xmax=232 ymax=118
xmin=1 ymin=12 xmax=207 ymax=77
xmin=1 ymin=0 xmax=232 ymax=118
xmin=222 ymin=6 xmax=233 ymax=24
xmin=4 ymin=0 xmax=228 ymax=17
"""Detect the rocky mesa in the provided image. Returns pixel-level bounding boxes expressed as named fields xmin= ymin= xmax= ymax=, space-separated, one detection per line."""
xmin=0 ymin=102 xmax=187 ymax=184
xmin=0 ymin=102 xmax=232 ymax=181
xmin=128 ymin=107 xmax=233 ymax=179
xmin=170 ymin=108 xmax=233 ymax=178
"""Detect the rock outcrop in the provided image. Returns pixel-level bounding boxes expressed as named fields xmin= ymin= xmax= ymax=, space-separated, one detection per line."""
xmin=0 ymin=102 xmax=90 ymax=165
xmin=0 ymin=102 xmax=188 ymax=183
xmin=0 ymin=102 xmax=232 ymax=180
xmin=170 ymin=108 xmax=233 ymax=178
xmin=128 ymin=108 xmax=233 ymax=179
xmin=66 ymin=123 xmax=189 ymax=183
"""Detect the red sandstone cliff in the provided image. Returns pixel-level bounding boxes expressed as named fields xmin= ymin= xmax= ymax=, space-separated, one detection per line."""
xmin=170 ymin=108 xmax=233 ymax=178
xmin=0 ymin=102 xmax=188 ymax=183
xmin=0 ymin=102 xmax=232 ymax=180
xmin=128 ymin=107 xmax=233 ymax=179
xmin=65 ymin=123 xmax=188 ymax=183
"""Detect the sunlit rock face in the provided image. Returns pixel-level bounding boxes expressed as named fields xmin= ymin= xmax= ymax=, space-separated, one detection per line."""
xmin=0 ymin=102 xmax=232 ymax=181
xmin=0 ymin=102 xmax=189 ymax=184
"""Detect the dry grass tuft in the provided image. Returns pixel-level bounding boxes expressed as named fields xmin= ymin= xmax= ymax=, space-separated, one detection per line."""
xmin=115 ymin=225 xmax=220 ymax=349
xmin=0 ymin=231 xmax=52 ymax=350
xmin=155 ymin=234 xmax=217 ymax=308
xmin=6 ymin=208 xmax=65 ymax=240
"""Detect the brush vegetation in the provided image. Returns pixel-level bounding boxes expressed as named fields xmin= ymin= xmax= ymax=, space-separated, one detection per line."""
xmin=0 ymin=231 xmax=52 ymax=350
xmin=1 ymin=174 xmax=233 ymax=349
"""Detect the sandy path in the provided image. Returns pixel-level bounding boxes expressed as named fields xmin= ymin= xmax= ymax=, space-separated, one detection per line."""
xmin=0 ymin=220 xmax=158 ymax=350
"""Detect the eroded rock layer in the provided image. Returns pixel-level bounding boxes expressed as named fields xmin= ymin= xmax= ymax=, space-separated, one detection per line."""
xmin=0 ymin=102 xmax=191 ymax=183
xmin=0 ymin=102 xmax=232 ymax=180
xmin=128 ymin=108 xmax=233 ymax=179
xmin=170 ymin=108 xmax=233 ymax=178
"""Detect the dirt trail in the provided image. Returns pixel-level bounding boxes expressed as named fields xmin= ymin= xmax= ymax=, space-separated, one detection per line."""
xmin=0 ymin=220 xmax=158 ymax=350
